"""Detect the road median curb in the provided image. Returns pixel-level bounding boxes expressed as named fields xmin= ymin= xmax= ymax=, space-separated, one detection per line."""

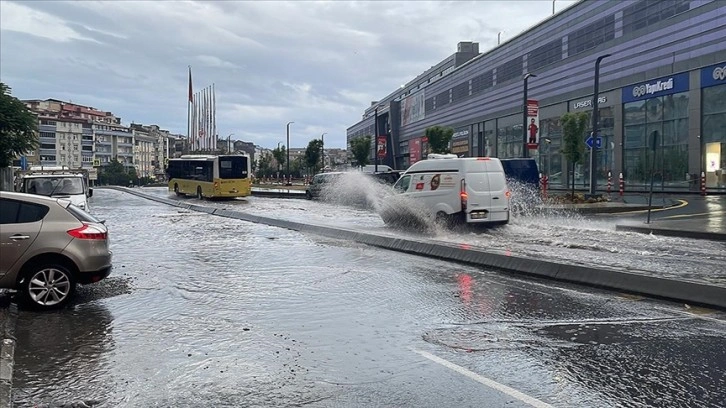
xmin=113 ymin=187 xmax=726 ymax=311
xmin=615 ymin=225 xmax=726 ymax=242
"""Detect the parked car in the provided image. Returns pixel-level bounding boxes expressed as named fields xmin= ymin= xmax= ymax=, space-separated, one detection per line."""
xmin=0 ymin=191 xmax=112 ymax=310
xmin=381 ymin=154 xmax=511 ymax=228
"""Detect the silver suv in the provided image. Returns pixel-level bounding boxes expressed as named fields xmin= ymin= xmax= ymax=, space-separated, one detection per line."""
xmin=0 ymin=191 xmax=112 ymax=310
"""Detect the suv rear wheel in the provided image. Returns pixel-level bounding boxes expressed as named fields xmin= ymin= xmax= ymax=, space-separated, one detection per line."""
xmin=18 ymin=263 xmax=76 ymax=310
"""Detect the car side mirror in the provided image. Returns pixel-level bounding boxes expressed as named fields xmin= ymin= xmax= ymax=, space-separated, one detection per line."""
xmin=88 ymin=188 xmax=94 ymax=197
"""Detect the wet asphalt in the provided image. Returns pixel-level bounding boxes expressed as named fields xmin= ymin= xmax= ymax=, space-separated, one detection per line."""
xmin=10 ymin=188 xmax=726 ymax=407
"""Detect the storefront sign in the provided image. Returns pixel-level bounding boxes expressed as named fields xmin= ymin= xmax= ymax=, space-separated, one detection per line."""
xmin=571 ymin=96 xmax=608 ymax=110
xmin=451 ymin=126 xmax=470 ymax=156
xmin=622 ymin=72 xmax=689 ymax=103
xmin=701 ymin=61 xmax=726 ymax=88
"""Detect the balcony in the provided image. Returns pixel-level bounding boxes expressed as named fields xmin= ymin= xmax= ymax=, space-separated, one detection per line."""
xmin=94 ymin=129 xmax=131 ymax=137
xmin=39 ymin=136 xmax=56 ymax=144
xmin=38 ymin=148 xmax=56 ymax=156
xmin=95 ymin=140 xmax=112 ymax=146
xmin=39 ymin=124 xmax=56 ymax=132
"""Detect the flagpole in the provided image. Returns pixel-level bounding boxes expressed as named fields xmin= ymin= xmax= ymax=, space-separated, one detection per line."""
xmin=187 ymin=66 xmax=192 ymax=151
xmin=212 ymin=83 xmax=216 ymax=153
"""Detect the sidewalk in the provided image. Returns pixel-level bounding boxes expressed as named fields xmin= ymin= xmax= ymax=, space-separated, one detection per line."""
xmin=0 ymin=294 xmax=16 ymax=408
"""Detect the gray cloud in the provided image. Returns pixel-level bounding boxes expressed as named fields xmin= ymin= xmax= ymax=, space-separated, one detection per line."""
xmin=0 ymin=0 xmax=577 ymax=148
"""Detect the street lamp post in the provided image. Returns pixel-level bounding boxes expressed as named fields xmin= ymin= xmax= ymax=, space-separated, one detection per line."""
xmin=522 ymin=72 xmax=537 ymax=158
xmin=589 ymin=54 xmax=611 ymax=196
xmin=286 ymin=121 xmax=294 ymax=185
xmin=320 ymin=132 xmax=327 ymax=171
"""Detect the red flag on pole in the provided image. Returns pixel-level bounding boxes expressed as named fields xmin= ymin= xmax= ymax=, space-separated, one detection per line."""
xmin=188 ymin=66 xmax=193 ymax=103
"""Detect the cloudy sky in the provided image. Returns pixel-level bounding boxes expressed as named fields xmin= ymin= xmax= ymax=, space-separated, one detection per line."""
xmin=1 ymin=0 xmax=577 ymax=149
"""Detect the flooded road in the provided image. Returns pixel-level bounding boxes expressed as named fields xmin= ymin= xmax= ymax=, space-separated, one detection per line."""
xmin=140 ymin=185 xmax=726 ymax=287
xmin=12 ymin=188 xmax=726 ymax=407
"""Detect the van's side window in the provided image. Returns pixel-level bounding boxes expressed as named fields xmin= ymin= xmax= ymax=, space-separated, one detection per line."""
xmin=394 ymin=175 xmax=412 ymax=193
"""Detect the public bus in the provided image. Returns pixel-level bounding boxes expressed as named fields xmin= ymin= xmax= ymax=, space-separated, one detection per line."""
xmin=167 ymin=154 xmax=251 ymax=199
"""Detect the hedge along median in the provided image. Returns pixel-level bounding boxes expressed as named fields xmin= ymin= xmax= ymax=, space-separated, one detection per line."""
xmin=111 ymin=187 xmax=726 ymax=311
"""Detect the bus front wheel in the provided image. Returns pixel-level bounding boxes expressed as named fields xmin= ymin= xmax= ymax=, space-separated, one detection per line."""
xmin=196 ymin=186 xmax=203 ymax=200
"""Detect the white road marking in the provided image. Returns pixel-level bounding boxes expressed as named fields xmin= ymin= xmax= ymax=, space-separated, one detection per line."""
xmin=410 ymin=348 xmax=554 ymax=408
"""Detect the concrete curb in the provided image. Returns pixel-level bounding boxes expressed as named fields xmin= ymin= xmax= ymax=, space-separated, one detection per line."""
xmin=615 ymin=224 xmax=726 ymax=242
xmin=112 ymin=187 xmax=726 ymax=311
xmin=0 ymin=302 xmax=17 ymax=408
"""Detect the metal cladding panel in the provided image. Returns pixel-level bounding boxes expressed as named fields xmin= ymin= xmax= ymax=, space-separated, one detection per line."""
xmin=398 ymin=3 xmax=726 ymax=141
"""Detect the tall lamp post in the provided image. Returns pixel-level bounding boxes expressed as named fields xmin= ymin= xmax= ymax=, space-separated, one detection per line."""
xmin=522 ymin=72 xmax=537 ymax=158
xmin=589 ymin=53 xmax=611 ymax=196
xmin=286 ymin=121 xmax=294 ymax=185
xmin=321 ymin=132 xmax=327 ymax=171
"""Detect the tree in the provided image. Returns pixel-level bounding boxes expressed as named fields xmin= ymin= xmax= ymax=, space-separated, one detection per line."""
xmin=560 ymin=112 xmax=589 ymax=196
xmin=349 ymin=135 xmax=372 ymax=166
xmin=304 ymin=139 xmax=323 ymax=174
xmin=272 ymin=145 xmax=286 ymax=171
xmin=425 ymin=125 xmax=454 ymax=154
xmin=0 ymin=83 xmax=38 ymax=168
xmin=98 ymin=158 xmax=132 ymax=186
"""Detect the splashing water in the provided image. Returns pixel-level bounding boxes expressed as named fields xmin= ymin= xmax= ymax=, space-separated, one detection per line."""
xmin=317 ymin=172 xmax=397 ymax=212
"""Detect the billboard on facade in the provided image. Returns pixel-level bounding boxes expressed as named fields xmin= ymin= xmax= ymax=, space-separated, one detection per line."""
xmin=527 ymin=99 xmax=540 ymax=148
xmin=401 ymin=90 xmax=425 ymax=127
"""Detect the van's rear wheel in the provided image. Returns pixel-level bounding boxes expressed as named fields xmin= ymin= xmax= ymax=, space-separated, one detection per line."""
xmin=196 ymin=186 xmax=203 ymax=200
xmin=174 ymin=184 xmax=183 ymax=196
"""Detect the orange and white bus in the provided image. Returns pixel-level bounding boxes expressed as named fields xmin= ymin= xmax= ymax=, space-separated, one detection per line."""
xmin=167 ymin=154 xmax=251 ymax=199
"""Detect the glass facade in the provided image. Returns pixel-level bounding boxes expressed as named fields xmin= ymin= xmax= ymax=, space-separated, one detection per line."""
xmin=623 ymin=92 xmax=689 ymax=188
xmin=702 ymin=84 xmax=726 ymax=188
xmin=496 ymin=114 xmax=522 ymax=159
xmin=539 ymin=116 xmax=564 ymax=186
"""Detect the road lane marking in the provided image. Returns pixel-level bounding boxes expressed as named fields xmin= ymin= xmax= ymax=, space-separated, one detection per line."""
xmin=410 ymin=348 xmax=554 ymax=408
xmin=660 ymin=209 xmax=726 ymax=220
xmin=607 ymin=199 xmax=688 ymax=215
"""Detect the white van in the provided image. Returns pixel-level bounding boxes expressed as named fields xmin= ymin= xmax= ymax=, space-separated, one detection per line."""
xmin=383 ymin=154 xmax=510 ymax=226
xmin=18 ymin=172 xmax=92 ymax=211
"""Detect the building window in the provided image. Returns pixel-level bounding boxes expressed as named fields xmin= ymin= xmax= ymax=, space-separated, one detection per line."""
xmin=497 ymin=58 xmax=523 ymax=84
xmin=436 ymin=90 xmax=450 ymax=108
xmin=622 ymin=0 xmax=690 ymax=35
xmin=40 ymin=143 xmax=56 ymax=149
xmin=623 ymin=91 xmax=689 ymax=188
xmin=568 ymin=14 xmax=615 ymax=57
xmin=39 ymin=132 xmax=55 ymax=138
xmin=451 ymin=82 xmax=469 ymax=103
xmin=471 ymin=72 xmax=493 ymax=94
xmin=702 ymin=84 xmax=726 ymax=188
xmin=496 ymin=114 xmax=522 ymax=159
xmin=528 ymin=39 xmax=562 ymax=71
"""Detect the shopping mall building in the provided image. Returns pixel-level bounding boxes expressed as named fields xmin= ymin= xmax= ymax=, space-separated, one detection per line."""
xmin=346 ymin=0 xmax=726 ymax=192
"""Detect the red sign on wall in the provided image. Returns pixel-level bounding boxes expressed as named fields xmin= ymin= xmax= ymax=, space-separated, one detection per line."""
xmin=377 ymin=136 xmax=387 ymax=158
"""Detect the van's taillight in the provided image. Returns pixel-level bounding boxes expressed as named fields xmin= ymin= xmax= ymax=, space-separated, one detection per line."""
xmin=505 ymin=190 xmax=512 ymax=199
xmin=67 ymin=223 xmax=107 ymax=240
xmin=460 ymin=179 xmax=468 ymax=210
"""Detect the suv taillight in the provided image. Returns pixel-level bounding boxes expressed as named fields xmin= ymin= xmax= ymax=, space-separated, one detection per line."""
xmin=460 ymin=179 xmax=468 ymax=211
xmin=67 ymin=223 xmax=107 ymax=240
